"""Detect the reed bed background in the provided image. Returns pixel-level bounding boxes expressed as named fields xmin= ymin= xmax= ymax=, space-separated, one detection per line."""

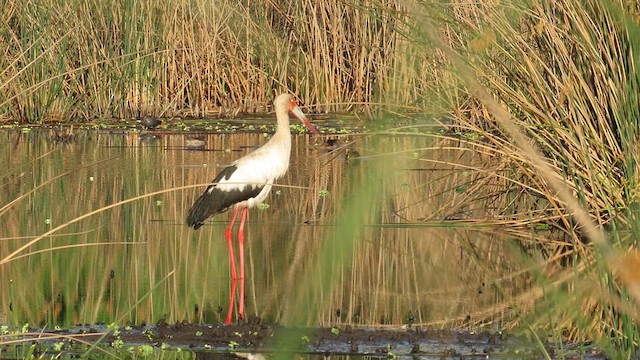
xmin=390 ymin=0 xmax=640 ymax=354
xmin=0 ymin=0 xmax=419 ymax=121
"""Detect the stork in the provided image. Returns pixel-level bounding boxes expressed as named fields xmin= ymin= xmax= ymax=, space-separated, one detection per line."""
xmin=186 ymin=93 xmax=319 ymax=324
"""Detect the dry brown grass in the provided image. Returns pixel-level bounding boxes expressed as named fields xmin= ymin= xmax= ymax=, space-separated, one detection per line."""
xmin=0 ymin=0 xmax=419 ymax=122
xmin=387 ymin=0 xmax=640 ymax=349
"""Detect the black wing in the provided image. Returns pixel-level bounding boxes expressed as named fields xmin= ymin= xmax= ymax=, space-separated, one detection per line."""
xmin=186 ymin=165 xmax=264 ymax=230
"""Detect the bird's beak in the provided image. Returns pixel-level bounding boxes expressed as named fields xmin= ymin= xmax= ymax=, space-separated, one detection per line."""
xmin=291 ymin=106 xmax=320 ymax=135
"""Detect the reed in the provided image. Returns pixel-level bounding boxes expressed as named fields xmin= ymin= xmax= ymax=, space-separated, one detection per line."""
xmin=385 ymin=0 xmax=640 ymax=355
xmin=0 ymin=0 xmax=418 ymax=122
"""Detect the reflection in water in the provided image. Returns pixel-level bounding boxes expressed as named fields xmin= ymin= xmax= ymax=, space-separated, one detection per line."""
xmin=0 ymin=129 xmax=528 ymax=329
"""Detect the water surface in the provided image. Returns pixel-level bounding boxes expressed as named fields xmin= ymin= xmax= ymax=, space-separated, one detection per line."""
xmin=0 ymin=128 xmax=527 ymax=330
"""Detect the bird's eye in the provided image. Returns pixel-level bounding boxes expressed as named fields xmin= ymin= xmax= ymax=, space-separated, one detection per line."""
xmin=290 ymin=99 xmax=296 ymax=109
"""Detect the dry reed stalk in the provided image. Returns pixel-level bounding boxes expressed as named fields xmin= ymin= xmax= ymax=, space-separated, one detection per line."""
xmin=398 ymin=0 xmax=640 ymax=346
xmin=1 ymin=0 xmax=421 ymax=121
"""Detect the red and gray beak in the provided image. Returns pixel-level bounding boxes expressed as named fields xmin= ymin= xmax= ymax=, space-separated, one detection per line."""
xmin=291 ymin=106 xmax=320 ymax=135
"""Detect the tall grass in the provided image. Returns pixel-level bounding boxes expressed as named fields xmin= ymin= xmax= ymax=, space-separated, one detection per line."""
xmin=0 ymin=0 xmax=415 ymax=122
xmin=384 ymin=0 xmax=640 ymax=355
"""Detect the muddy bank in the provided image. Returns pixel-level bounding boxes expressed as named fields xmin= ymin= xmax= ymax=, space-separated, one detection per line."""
xmin=10 ymin=320 xmax=603 ymax=359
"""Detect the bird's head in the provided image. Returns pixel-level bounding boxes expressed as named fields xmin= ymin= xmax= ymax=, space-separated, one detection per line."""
xmin=274 ymin=93 xmax=320 ymax=135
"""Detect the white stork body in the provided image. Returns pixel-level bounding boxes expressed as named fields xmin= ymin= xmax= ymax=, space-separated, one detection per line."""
xmin=186 ymin=93 xmax=318 ymax=324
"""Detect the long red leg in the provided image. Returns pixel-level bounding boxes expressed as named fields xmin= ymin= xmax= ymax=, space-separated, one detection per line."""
xmin=237 ymin=207 xmax=248 ymax=320
xmin=225 ymin=278 xmax=237 ymax=324
xmin=225 ymin=207 xmax=240 ymax=280
xmin=224 ymin=207 xmax=240 ymax=325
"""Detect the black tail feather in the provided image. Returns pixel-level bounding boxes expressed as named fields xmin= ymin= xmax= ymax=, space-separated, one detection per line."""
xmin=186 ymin=192 xmax=219 ymax=229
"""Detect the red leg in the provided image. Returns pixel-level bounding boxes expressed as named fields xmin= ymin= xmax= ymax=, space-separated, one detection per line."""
xmin=237 ymin=207 xmax=248 ymax=320
xmin=225 ymin=279 xmax=237 ymax=325
xmin=225 ymin=207 xmax=240 ymax=280
xmin=224 ymin=207 xmax=240 ymax=325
